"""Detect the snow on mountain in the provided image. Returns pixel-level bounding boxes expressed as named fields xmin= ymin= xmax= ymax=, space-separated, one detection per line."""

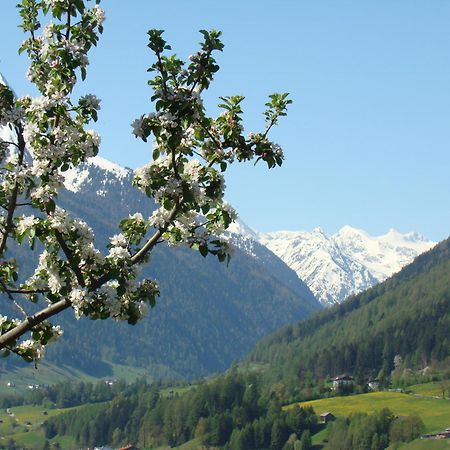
xmin=227 ymin=219 xmax=260 ymax=241
xmin=0 ymin=74 xmax=18 ymax=148
xmin=226 ymin=220 xmax=319 ymax=307
xmin=333 ymin=226 xmax=433 ymax=282
xmin=63 ymin=156 xmax=131 ymax=195
xmin=257 ymin=225 xmax=436 ymax=306
xmin=0 ymin=123 xmax=17 ymax=148
xmin=61 ymin=157 xmax=320 ymax=308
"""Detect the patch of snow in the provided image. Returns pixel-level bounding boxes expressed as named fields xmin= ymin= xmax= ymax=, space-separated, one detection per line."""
xmin=63 ymin=167 xmax=90 ymax=193
xmin=62 ymin=155 xmax=131 ymax=193
xmin=87 ymin=156 xmax=130 ymax=179
xmin=253 ymin=225 xmax=436 ymax=306
xmin=227 ymin=219 xmax=260 ymax=241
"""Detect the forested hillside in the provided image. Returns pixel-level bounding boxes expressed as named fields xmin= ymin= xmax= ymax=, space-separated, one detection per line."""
xmin=43 ymin=370 xmax=318 ymax=449
xmin=249 ymin=237 xmax=449 ymax=385
xmin=1 ymin=160 xmax=320 ymax=380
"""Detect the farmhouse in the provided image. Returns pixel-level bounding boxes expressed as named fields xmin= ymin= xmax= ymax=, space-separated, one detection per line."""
xmin=436 ymin=429 xmax=450 ymax=439
xmin=422 ymin=428 xmax=450 ymax=440
xmin=320 ymin=412 xmax=336 ymax=424
xmin=332 ymin=375 xmax=354 ymax=390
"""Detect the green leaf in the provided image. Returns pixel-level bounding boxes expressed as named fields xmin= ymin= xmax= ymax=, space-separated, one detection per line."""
xmin=199 ymin=244 xmax=208 ymax=258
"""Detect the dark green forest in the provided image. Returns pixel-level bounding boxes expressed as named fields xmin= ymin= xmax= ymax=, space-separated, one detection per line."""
xmin=44 ymin=370 xmax=318 ymax=449
xmin=249 ymin=237 xmax=450 ymax=393
xmin=324 ymin=409 xmax=424 ymax=450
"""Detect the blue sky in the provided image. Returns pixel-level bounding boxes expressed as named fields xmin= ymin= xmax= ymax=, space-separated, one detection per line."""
xmin=1 ymin=1 xmax=449 ymax=241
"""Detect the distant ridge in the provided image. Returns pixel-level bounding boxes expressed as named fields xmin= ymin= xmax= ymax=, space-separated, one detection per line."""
xmin=0 ymin=147 xmax=320 ymax=381
xmin=229 ymin=221 xmax=435 ymax=306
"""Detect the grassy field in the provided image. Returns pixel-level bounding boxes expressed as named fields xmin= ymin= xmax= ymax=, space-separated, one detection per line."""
xmin=160 ymin=384 xmax=195 ymax=398
xmin=0 ymin=361 xmax=150 ymax=396
xmin=394 ymin=439 xmax=450 ymax=449
xmin=0 ymin=362 xmax=96 ymax=395
xmin=286 ymin=391 xmax=450 ymax=434
xmin=311 ymin=427 xmax=327 ymax=445
xmin=408 ymin=381 xmax=448 ymax=398
xmin=0 ymin=404 xmax=78 ymax=449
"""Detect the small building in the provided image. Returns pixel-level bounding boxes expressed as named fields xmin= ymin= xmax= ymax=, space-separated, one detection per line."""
xmin=436 ymin=430 xmax=450 ymax=439
xmin=367 ymin=379 xmax=380 ymax=391
xmin=117 ymin=445 xmax=140 ymax=450
xmin=421 ymin=428 xmax=450 ymax=440
xmin=332 ymin=375 xmax=354 ymax=390
xmin=320 ymin=412 xmax=336 ymax=424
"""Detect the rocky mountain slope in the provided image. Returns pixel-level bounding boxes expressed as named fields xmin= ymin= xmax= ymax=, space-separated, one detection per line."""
xmin=230 ymin=222 xmax=435 ymax=306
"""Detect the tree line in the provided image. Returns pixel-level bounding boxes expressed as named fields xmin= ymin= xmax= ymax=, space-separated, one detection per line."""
xmin=44 ymin=369 xmax=318 ymax=449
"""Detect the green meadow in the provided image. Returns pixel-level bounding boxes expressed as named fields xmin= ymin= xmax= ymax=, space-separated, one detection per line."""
xmin=408 ymin=381 xmax=449 ymax=398
xmin=394 ymin=439 xmax=450 ymax=449
xmin=287 ymin=391 xmax=450 ymax=434
xmin=0 ymin=361 xmax=148 ymax=395
xmin=0 ymin=405 xmax=77 ymax=449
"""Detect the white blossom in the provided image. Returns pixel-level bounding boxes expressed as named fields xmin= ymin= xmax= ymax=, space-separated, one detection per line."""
xmin=108 ymin=246 xmax=131 ymax=261
xmin=16 ymin=215 xmax=39 ymax=235
xmin=138 ymin=302 xmax=149 ymax=318
xmin=183 ymin=159 xmax=202 ymax=181
xmin=16 ymin=339 xmax=44 ymax=360
xmin=158 ymin=112 xmax=178 ymax=129
xmin=48 ymin=325 xmax=63 ymax=343
xmin=110 ymin=233 xmax=128 ymax=247
xmin=92 ymin=5 xmax=106 ymax=25
xmin=222 ymin=202 xmax=238 ymax=221
xmin=271 ymin=142 xmax=283 ymax=157
xmin=149 ymin=207 xmax=172 ymax=228
xmin=80 ymin=94 xmax=101 ymax=111
xmin=129 ymin=212 xmax=144 ymax=222
xmin=49 ymin=207 xmax=70 ymax=232
xmin=131 ymin=117 xmax=146 ymax=138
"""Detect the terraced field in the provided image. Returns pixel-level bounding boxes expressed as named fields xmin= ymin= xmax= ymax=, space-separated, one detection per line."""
xmin=0 ymin=405 xmax=77 ymax=449
xmin=396 ymin=439 xmax=450 ymax=449
xmin=408 ymin=381 xmax=450 ymax=398
xmin=286 ymin=391 xmax=450 ymax=434
xmin=285 ymin=391 xmax=450 ymax=449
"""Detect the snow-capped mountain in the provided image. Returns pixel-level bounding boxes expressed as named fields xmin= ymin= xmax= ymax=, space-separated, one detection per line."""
xmin=0 ymin=143 xmax=321 ymax=378
xmin=64 ymin=155 xmax=130 ymax=196
xmin=257 ymin=225 xmax=436 ymax=306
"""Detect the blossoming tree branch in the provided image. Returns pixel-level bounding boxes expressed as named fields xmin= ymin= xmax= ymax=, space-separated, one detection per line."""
xmin=0 ymin=0 xmax=291 ymax=362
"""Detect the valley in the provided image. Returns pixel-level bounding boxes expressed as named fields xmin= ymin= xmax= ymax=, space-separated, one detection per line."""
xmin=0 ymin=235 xmax=446 ymax=449
xmin=1 ymin=0 xmax=449 ymax=447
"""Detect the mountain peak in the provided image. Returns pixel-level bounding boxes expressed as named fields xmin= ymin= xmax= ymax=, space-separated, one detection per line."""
xmin=385 ymin=227 xmax=401 ymax=238
xmin=256 ymin=225 xmax=436 ymax=306
xmin=63 ymin=155 xmax=131 ymax=193
xmin=335 ymin=225 xmax=369 ymax=238
xmin=87 ymin=156 xmax=130 ymax=179
xmin=312 ymin=226 xmax=326 ymax=235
